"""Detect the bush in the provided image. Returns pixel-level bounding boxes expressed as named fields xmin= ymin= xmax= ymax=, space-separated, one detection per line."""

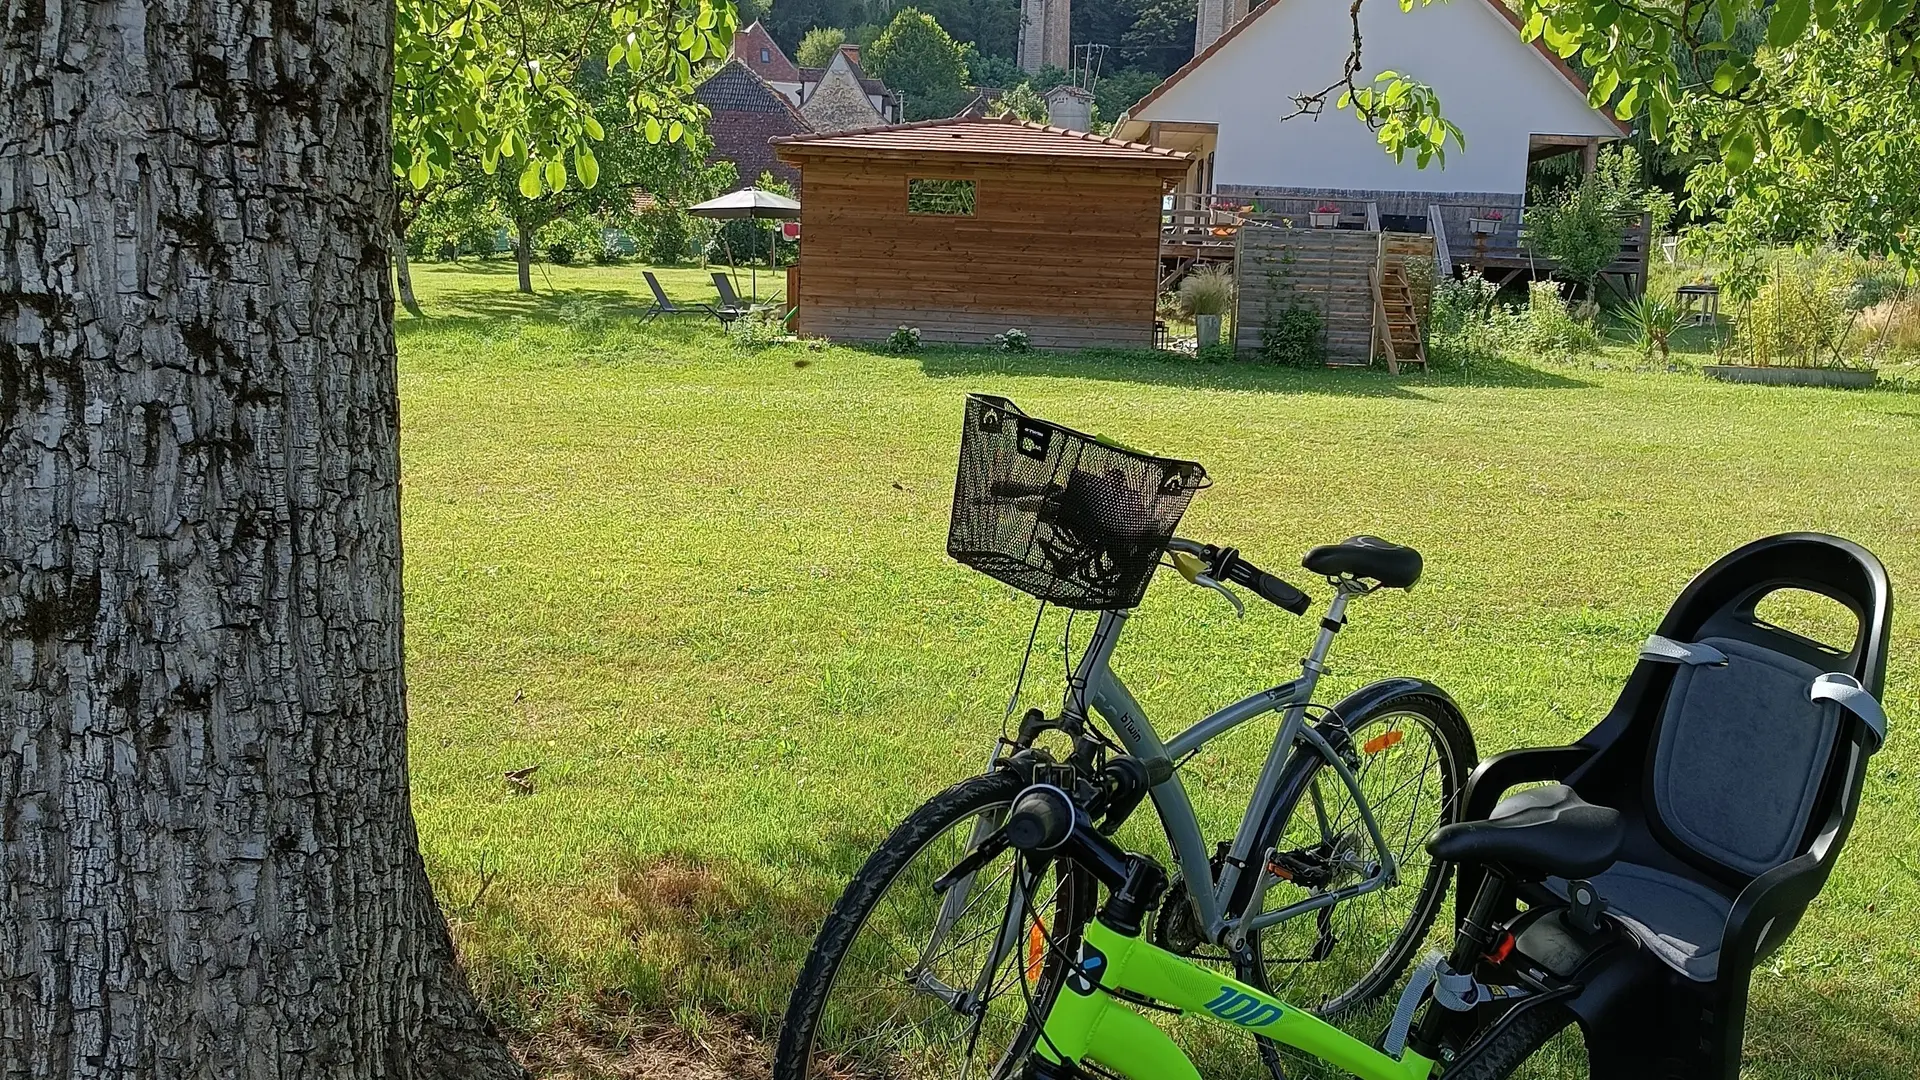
xmin=637 ymin=205 xmax=693 ymax=265
xmin=1741 ymin=253 xmax=1857 ymax=367
xmin=1518 ymin=281 xmax=1600 ymax=356
xmin=1430 ymin=272 xmax=1500 ymax=340
xmin=1847 ymin=264 xmax=1910 ymax=311
xmin=990 ymin=328 xmax=1031 ymax=353
xmin=887 ymin=325 xmax=921 ymax=351
xmin=1856 ymin=297 xmax=1920 ymax=355
xmin=727 ymin=309 xmax=790 ymax=347
xmin=541 ymin=216 xmax=603 ymax=266
xmin=1178 ymin=266 xmax=1234 ymax=317
xmin=1258 ymin=305 xmax=1323 ymax=366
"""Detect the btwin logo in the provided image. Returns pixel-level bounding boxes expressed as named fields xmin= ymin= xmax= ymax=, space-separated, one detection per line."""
xmin=1203 ymin=987 xmax=1284 ymax=1028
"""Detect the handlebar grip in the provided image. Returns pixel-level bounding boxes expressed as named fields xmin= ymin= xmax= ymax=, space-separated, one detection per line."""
xmin=1230 ymin=561 xmax=1312 ymax=616
xmin=1005 ymin=786 xmax=1075 ymax=851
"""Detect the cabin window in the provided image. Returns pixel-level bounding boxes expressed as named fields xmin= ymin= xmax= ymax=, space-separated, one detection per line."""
xmin=759 ymin=47 xmax=771 ymax=62
xmin=907 ymin=178 xmax=976 ymax=216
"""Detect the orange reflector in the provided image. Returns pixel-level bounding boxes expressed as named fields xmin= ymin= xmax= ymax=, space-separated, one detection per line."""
xmin=1363 ymin=730 xmax=1405 ymax=755
xmin=1025 ymin=919 xmax=1046 ymax=983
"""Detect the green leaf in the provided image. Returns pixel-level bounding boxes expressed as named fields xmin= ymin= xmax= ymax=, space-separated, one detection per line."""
xmin=1615 ymin=83 xmax=1640 ymax=120
xmin=519 ymin=161 xmax=543 ymax=199
xmin=407 ymin=157 xmax=430 ymax=190
xmin=668 ymin=120 xmax=685 ymax=142
xmin=584 ymin=114 xmax=605 ymax=140
xmin=1590 ymin=68 xmax=1619 ymax=106
xmin=1723 ymin=129 xmax=1756 ymax=172
xmin=1768 ymin=0 xmax=1810 ymax=48
xmin=1712 ymin=61 xmax=1739 ymax=93
xmin=1648 ymin=90 xmax=1672 ymax=140
xmin=545 ymin=158 xmax=566 ymax=192
xmin=1798 ymin=115 xmax=1825 ymax=153
xmin=644 ymin=116 xmax=663 ymax=142
xmin=1858 ymin=0 xmax=1887 ymax=28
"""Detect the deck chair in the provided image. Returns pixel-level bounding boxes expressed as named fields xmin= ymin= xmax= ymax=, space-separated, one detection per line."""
xmin=709 ymin=272 xmax=751 ymax=325
xmin=1433 ymin=533 xmax=1891 ymax=1079
xmin=640 ymin=271 xmax=714 ymax=323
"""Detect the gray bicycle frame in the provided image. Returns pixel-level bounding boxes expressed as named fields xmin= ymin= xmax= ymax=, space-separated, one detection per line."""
xmin=913 ymin=580 xmax=1407 ymax=1021
xmin=1058 ymin=581 xmax=1398 ymax=949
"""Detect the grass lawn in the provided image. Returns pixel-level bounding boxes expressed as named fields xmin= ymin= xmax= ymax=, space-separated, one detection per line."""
xmin=398 ymin=261 xmax=1920 ymax=1078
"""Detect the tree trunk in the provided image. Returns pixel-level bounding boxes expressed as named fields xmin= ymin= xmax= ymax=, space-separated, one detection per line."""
xmin=0 ymin=1 xmax=522 ymax=1077
xmin=515 ymin=221 xmax=534 ymax=293
xmin=396 ymin=230 xmax=426 ymax=319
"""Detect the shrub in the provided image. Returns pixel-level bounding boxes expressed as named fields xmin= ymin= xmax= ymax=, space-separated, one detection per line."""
xmin=1178 ymin=265 xmax=1234 ymax=317
xmin=1519 ymin=281 xmax=1600 ymax=356
xmin=1616 ymin=293 xmax=1682 ymax=363
xmin=1741 ymin=253 xmax=1857 ymax=367
xmin=1521 ymin=182 xmax=1622 ymax=296
xmin=1258 ymin=305 xmax=1323 ymax=366
xmin=1156 ymin=291 xmax=1183 ymax=321
xmin=1847 ymin=264 xmax=1910 ymax=311
xmin=1430 ymin=271 xmax=1500 ymax=339
xmin=637 ymin=205 xmax=693 ymax=265
xmin=990 ymin=328 xmax=1031 ymax=353
xmin=887 ymin=325 xmax=922 ymax=351
xmin=541 ymin=216 xmax=603 ymax=266
xmin=727 ymin=309 xmax=790 ymax=347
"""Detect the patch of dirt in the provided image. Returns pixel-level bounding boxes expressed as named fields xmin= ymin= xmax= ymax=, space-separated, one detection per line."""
xmin=616 ymin=856 xmax=738 ymax=925
xmin=516 ymin=1013 xmax=772 ymax=1080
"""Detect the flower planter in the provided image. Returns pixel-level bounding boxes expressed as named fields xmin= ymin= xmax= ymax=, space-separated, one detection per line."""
xmin=1195 ymin=313 xmax=1223 ymax=351
xmin=1703 ymin=365 xmax=1878 ymax=389
xmin=1469 ymin=218 xmax=1502 ymax=236
xmin=1309 ymin=212 xmax=1339 ymax=229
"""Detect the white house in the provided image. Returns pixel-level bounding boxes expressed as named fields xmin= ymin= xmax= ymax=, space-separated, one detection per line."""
xmin=1116 ymin=0 xmax=1640 ymax=284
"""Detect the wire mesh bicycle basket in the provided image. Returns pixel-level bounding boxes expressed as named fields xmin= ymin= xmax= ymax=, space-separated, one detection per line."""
xmin=947 ymin=394 xmax=1208 ymax=611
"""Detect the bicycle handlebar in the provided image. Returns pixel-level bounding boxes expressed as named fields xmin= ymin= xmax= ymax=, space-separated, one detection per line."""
xmin=1166 ymin=538 xmax=1313 ymax=616
xmin=1005 ymin=785 xmax=1075 ymax=851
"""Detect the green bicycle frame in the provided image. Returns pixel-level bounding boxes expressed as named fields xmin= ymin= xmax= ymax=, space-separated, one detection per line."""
xmin=1035 ymin=920 xmax=1437 ymax=1080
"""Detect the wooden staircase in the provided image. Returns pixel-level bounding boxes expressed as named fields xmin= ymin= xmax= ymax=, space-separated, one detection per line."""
xmin=1372 ymin=245 xmax=1427 ymax=375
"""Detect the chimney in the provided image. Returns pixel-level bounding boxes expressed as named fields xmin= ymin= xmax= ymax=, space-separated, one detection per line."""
xmin=1195 ymin=0 xmax=1250 ymax=52
xmin=838 ymin=44 xmax=861 ymax=65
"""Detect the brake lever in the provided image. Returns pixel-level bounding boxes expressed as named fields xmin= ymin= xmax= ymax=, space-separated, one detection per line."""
xmin=1194 ymin=573 xmax=1245 ymax=619
xmin=1170 ymin=550 xmax=1245 ymax=618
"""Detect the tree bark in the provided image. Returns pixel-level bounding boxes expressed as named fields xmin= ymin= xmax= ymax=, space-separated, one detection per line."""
xmin=0 ymin=0 xmax=522 ymax=1077
xmin=515 ymin=221 xmax=534 ymax=293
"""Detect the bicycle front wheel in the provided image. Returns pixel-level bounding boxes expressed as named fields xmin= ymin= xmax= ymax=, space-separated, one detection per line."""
xmin=776 ymin=770 xmax=1096 ymax=1080
xmin=1237 ymin=688 xmax=1476 ymax=1020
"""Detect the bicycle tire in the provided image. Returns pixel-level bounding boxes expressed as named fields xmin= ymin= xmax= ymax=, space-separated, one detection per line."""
xmin=776 ymin=770 xmax=1097 ymax=1080
xmin=1237 ymin=690 xmax=1476 ymax=1075
xmin=1443 ymin=1001 xmax=1588 ymax=1079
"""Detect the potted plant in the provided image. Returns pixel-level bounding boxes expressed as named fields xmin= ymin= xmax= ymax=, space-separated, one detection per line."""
xmin=1469 ymin=209 xmax=1504 ymax=235
xmin=1179 ymin=265 xmax=1234 ymax=352
xmin=1309 ymin=203 xmax=1341 ymax=228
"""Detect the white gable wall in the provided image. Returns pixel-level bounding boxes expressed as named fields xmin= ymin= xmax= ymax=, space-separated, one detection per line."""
xmin=1135 ymin=0 xmax=1618 ymax=195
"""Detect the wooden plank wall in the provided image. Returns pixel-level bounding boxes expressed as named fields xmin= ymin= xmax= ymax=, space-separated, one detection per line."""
xmin=1232 ymin=227 xmax=1433 ymax=364
xmin=792 ymin=157 xmax=1167 ymax=349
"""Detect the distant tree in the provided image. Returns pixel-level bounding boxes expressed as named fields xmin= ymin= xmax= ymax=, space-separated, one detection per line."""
xmin=1120 ymin=0 xmax=1195 ymax=76
xmin=866 ymin=8 xmax=972 ymax=120
xmin=989 ymin=82 xmax=1050 ymax=121
xmin=967 ymin=52 xmax=1025 ymax=89
xmin=797 ymin=26 xmax=849 ymax=66
xmin=848 ymin=21 xmax=885 ymax=49
xmin=1094 ymin=67 xmax=1164 ymax=122
xmin=1030 ymin=64 xmax=1072 ymax=93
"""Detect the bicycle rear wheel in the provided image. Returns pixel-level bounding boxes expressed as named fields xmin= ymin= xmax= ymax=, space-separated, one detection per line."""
xmin=776 ymin=770 xmax=1096 ymax=1080
xmin=1237 ymin=689 xmax=1474 ymax=1067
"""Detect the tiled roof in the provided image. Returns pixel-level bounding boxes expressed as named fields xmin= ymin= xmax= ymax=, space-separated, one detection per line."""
xmin=774 ymin=117 xmax=1193 ymax=170
xmin=696 ymin=59 xmax=805 ymax=116
xmin=696 ymin=60 xmax=811 ymax=189
xmin=731 ymin=21 xmax=801 ymax=84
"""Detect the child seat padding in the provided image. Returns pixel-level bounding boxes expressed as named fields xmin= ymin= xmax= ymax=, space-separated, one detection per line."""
xmin=1553 ymin=864 xmax=1731 ymax=981
xmin=1652 ymin=637 xmax=1838 ymax=877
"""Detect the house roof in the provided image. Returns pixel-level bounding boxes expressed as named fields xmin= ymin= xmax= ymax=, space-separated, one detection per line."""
xmin=952 ymin=87 xmax=1007 ymax=119
xmin=730 ymin=21 xmax=801 ymax=84
xmin=801 ymin=50 xmax=888 ymax=133
xmin=695 ymin=59 xmax=812 ymax=188
xmin=1123 ymin=0 xmax=1630 ymax=137
xmin=774 ymin=117 xmax=1192 ymax=171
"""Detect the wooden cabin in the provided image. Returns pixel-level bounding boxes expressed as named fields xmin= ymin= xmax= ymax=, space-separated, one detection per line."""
xmin=773 ymin=118 xmax=1192 ymax=349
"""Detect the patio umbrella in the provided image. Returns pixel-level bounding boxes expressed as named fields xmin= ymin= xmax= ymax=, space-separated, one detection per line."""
xmin=687 ymin=187 xmax=801 ymax=300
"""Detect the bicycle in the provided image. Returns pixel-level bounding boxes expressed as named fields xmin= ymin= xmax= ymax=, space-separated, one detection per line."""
xmin=777 ymin=395 xmax=1478 ymax=1079
xmin=777 ymin=398 xmax=1896 ymax=1080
